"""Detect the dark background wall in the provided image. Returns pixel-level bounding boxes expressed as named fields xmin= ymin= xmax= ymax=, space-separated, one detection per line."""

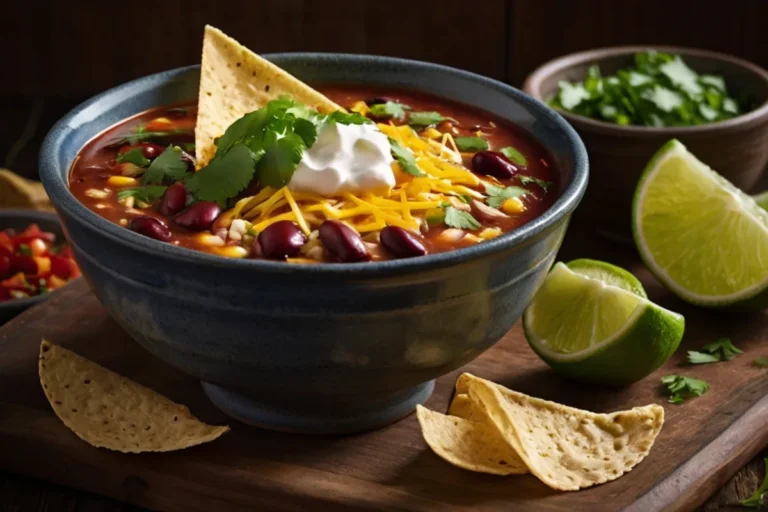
xmin=3 ymin=0 xmax=767 ymax=179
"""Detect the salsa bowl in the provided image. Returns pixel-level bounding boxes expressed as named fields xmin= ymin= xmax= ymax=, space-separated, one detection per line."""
xmin=40 ymin=55 xmax=588 ymax=434
xmin=523 ymin=46 xmax=768 ymax=240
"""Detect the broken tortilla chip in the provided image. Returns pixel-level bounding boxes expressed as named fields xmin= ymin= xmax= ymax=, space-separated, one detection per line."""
xmin=0 ymin=169 xmax=52 ymax=211
xmin=463 ymin=374 xmax=664 ymax=491
xmin=196 ymin=25 xmax=343 ymax=167
xmin=416 ymin=405 xmax=527 ymax=475
xmin=39 ymin=339 xmax=229 ymax=453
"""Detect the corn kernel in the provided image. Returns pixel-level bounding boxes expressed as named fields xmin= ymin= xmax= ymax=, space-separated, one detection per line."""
xmin=107 ymin=176 xmax=139 ymax=187
xmin=464 ymin=234 xmax=482 ymax=244
xmin=85 ymin=188 xmax=110 ymax=199
xmin=424 ymin=128 xmax=442 ymax=139
xmin=120 ymin=195 xmax=135 ymax=208
xmin=119 ymin=218 xmax=128 ymax=227
xmin=198 ymin=233 xmax=225 ymax=247
xmin=212 ymin=245 xmax=249 ymax=258
xmin=501 ymin=197 xmax=526 ymax=214
xmin=350 ymin=101 xmax=370 ymax=115
xmin=438 ymin=228 xmax=465 ymax=243
xmin=479 ymin=227 xmax=502 ymax=240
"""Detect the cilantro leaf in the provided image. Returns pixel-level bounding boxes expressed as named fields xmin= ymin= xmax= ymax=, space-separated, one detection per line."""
xmin=116 ymin=186 xmax=168 ymax=204
xmin=185 ymin=144 xmax=256 ymax=206
xmin=257 ymin=133 xmax=305 ymax=189
xmin=740 ymin=458 xmax=768 ymax=507
xmin=444 ymin=206 xmax=481 ymax=230
xmin=518 ymin=175 xmax=552 ymax=192
xmin=388 ymin=138 xmax=424 ymax=177
xmin=17 ymin=244 xmax=32 ymax=256
xmin=116 ymin=148 xmax=150 ymax=167
xmin=500 ymin=146 xmax=528 ymax=167
xmin=687 ymin=337 xmax=743 ymax=364
xmin=369 ymin=101 xmax=408 ymax=120
xmin=753 ymin=356 xmax=768 ymax=368
xmin=661 ymin=375 xmax=709 ymax=404
xmin=325 ymin=111 xmax=371 ymax=125
xmin=141 ymin=146 xmax=190 ymax=185
xmin=408 ymin=111 xmax=453 ymax=128
xmin=293 ymin=118 xmax=318 ymax=148
xmin=484 ymin=183 xmax=528 ymax=208
xmin=454 ymin=136 xmax=489 ymax=153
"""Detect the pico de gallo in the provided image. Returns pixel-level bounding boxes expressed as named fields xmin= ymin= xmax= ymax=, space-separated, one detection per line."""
xmin=0 ymin=224 xmax=80 ymax=301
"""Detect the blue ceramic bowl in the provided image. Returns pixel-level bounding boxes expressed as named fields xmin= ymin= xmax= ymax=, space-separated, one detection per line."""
xmin=0 ymin=210 xmax=73 ymax=325
xmin=40 ymin=54 xmax=588 ymax=434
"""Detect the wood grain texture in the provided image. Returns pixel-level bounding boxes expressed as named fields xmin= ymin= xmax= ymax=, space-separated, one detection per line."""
xmin=0 ymin=231 xmax=766 ymax=512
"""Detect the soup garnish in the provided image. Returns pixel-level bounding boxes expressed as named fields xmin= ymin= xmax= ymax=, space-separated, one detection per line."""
xmin=549 ymin=50 xmax=748 ymax=127
xmin=69 ymin=27 xmax=558 ymax=263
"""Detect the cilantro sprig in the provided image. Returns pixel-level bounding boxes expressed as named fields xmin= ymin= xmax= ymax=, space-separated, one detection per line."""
xmin=753 ymin=356 xmax=768 ymax=368
xmin=116 ymin=148 xmax=150 ymax=167
xmin=369 ymin=101 xmax=409 ymax=120
xmin=389 ymin=138 xmax=424 ymax=177
xmin=408 ymin=111 xmax=454 ymax=128
xmin=108 ymin=125 xmax=193 ymax=147
xmin=454 ymin=136 xmax=489 ymax=153
xmin=740 ymin=458 xmax=768 ymax=507
xmin=687 ymin=337 xmax=743 ymax=364
xmin=141 ymin=146 xmax=190 ymax=185
xmin=518 ymin=175 xmax=552 ymax=192
xmin=117 ymin=186 xmax=168 ymax=204
xmin=661 ymin=375 xmax=709 ymax=404
xmin=549 ymin=50 xmax=749 ymax=127
xmin=444 ymin=206 xmax=480 ymax=230
xmin=500 ymin=146 xmax=527 ymax=167
xmin=484 ymin=183 xmax=528 ymax=209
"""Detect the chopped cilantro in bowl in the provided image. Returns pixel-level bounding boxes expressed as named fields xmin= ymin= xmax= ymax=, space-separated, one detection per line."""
xmin=548 ymin=50 xmax=751 ymax=127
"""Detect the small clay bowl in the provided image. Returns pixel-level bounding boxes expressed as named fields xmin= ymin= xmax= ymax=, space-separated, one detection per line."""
xmin=524 ymin=45 xmax=768 ymax=240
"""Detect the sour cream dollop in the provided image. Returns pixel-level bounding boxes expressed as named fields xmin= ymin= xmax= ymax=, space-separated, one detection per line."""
xmin=288 ymin=122 xmax=395 ymax=196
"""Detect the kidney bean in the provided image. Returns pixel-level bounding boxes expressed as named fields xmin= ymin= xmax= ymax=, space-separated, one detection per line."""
xmin=366 ymin=96 xmax=396 ymax=106
xmin=129 ymin=216 xmax=172 ymax=242
xmin=258 ymin=221 xmax=306 ymax=259
xmin=49 ymin=254 xmax=72 ymax=279
xmin=173 ymin=201 xmax=221 ymax=231
xmin=118 ymin=142 xmax=165 ymax=159
xmin=472 ymin=151 xmax=518 ymax=180
xmin=0 ymin=256 xmax=10 ymax=279
xmin=319 ymin=221 xmax=370 ymax=263
xmin=380 ymin=226 xmax=427 ymax=259
xmin=159 ymin=182 xmax=188 ymax=216
xmin=9 ymin=255 xmax=37 ymax=275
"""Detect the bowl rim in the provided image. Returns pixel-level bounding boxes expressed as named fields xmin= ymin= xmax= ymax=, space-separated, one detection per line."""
xmin=40 ymin=53 xmax=588 ymax=276
xmin=522 ymin=45 xmax=768 ymax=136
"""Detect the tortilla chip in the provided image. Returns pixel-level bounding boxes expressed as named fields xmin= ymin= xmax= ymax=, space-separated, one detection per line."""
xmin=447 ymin=393 xmax=485 ymax=422
xmin=416 ymin=405 xmax=527 ymax=475
xmin=463 ymin=374 xmax=664 ymax=491
xmin=196 ymin=25 xmax=342 ymax=167
xmin=39 ymin=339 xmax=229 ymax=453
xmin=0 ymin=169 xmax=52 ymax=210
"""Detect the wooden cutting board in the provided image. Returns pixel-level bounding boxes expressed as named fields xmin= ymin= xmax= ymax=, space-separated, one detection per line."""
xmin=0 ymin=232 xmax=767 ymax=512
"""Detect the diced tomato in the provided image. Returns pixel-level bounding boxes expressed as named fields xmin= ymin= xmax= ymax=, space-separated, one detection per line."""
xmin=0 ymin=287 xmax=10 ymax=302
xmin=28 ymin=238 xmax=49 ymax=256
xmin=49 ymin=255 xmax=72 ymax=279
xmin=17 ymin=224 xmax=55 ymax=243
xmin=0 ymin=232 xmax=13 ymax=254
xmin=48 ymin=275 xmax=68 ymax=290
xmin=33 ymin=257 xmax=51 ymax=277
xmin=9 ymin=254 xmax=37 ymax=275
xmin=0 ymin=256 xmax=9 ymax=279
xmin=69 ymin=258 xmax=81 ymax=278
xmin=59 ymin=246 xmax=74 ymax=259
xmin=2 ymin=272 xmax=30 ymax=291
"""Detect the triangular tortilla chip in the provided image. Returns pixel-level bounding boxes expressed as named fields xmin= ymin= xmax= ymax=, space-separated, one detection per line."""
xmin=39 ymin=339 xmax=229 ymax=453
xmin=0 ymin=169 xmax=52 ymax=210
xmin=196 ymin=25 xmax=342 ymax=167
xmin=416 ymin=405 xmax=527 ymax=475
xmin=463 ymin=374 xmax=664 ymax=491
xmin=447 ymin=393 xmax=484 ymax=422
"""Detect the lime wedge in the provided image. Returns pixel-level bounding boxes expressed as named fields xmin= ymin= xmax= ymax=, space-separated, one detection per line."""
xmin=633 ymin=140 xmax=768 ymax=309
xmin=755 ymin=190 xmax=768 ymax=212
xmin=523 ymin=261 xmax=684 ymax=386
xmin=567 ymin=258 xmax=647 ymax=298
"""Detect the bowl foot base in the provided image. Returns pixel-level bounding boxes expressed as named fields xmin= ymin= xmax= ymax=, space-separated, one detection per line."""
xmin=201 ymin=380 xmax=435 ymax=435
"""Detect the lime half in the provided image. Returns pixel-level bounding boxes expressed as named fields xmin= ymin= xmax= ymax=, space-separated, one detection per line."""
xmin=523 ymin=261 xmax=684 ymax=386
xmin=755 ymin=190 xmax=768 ymax=212
xmin=633 ymin=140 xmax=768 ymax=309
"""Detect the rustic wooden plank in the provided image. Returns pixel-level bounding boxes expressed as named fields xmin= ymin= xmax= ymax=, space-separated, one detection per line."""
xmin=0 ymin=228 xmax=766 ymax=511
xmin=506 ymin=0 xmax=768 ymax=86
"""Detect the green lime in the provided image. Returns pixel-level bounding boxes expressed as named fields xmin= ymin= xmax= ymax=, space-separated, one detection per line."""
xmin=523 ymin=261 xmax=684 ymax=386
xmin=755 ymin=190 xmax=768 ymax=211
xmin=566 ymin=258 xmax=647 ymax=298
xmin=632 ymin=140 xmax=768 ymax=309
